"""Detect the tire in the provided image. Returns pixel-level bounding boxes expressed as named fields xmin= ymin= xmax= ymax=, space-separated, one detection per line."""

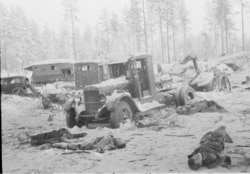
xmin=110 ymin=101 xmax=133 ymax=128
xmin=66 ymin=108 xmax=77 ymax=128
xmin=220 ymin=75 xmax=231 ymax=92
xmin=180 ymin=86 xmax=195 ymax=106
xmin=174 ymin=87 xmax=182 ymax=107
xmin=12 ymin=87 xmax=25 ymax=96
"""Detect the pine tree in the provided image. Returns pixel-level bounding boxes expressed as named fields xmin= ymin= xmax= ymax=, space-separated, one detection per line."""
xmin=62 ymin=0 xmax=78 ymax=60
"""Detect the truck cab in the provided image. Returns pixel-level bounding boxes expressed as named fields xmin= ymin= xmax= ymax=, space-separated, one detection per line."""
xmin=64 ymin=54 xmax=194 ymax=128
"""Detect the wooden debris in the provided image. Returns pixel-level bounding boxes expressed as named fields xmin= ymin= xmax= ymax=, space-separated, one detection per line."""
xmin=62 ymin=150 xmax=90 ymax=155
xmin=237 ymin=130 xmax=250 ymax=132
xmin=236 ymin=145 xmax=250 ymax=148
xmin=164 ymin=134 xmax=194 ymax=137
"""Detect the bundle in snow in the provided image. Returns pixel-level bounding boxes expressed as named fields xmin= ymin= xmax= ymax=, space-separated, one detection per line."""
xmin=242 ymin=76 xmax=250 ymax=85
xmin=30 ymin=128 xmax=87 ymax=146
xmin=176 ymin=100 xmax=226 ymax=115
xmin=188 ymin=126 xmax=233 ymax=170
xmin=41 ymin=95 xmax=52 ymax=109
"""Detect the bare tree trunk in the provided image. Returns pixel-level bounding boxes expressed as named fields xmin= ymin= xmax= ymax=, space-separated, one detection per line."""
xmin=107 ymin=32 xmax=110 ymax=54
xmin=0 ymin=30 xmax=2 ymax=68
xmin=117 ymin=30 xmax=119 ymax=53
xmin=135 ymin=7 xmax=141 ymax=52
xmin=221 ymin=23 xmax=224 ymax=55
xmin=241 ymin=0 xmax=245 ymax=51
xmin=224 ymin=15 xmax=228 ymax=54
xmin=132 ymin=33 xmax=135 ymax=53
xmin=150 ymin=25 xmax=153 ymax=56
xmin=183 ymin=27 xmax=186 ymax=57
xmin=142 ymin=0 xmax=148 ymax=53
xmin=70 ymin=9 xmax=77 ymax=60
xmin=166 ymin=2 xmax=170 ymax=63
xmin=127 ymin=31 xmax=130 ymax=53
xmin=172 ymin=28 xmax=176 ymax=61
xmin=159 ymin=4 xmax=164 ymax=63
xmin=214 ymin=24 xmax=217 ymax=55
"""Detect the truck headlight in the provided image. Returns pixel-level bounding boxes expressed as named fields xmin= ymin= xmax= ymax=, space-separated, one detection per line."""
xmin=99 ymin=94 xmax=106 ymax=103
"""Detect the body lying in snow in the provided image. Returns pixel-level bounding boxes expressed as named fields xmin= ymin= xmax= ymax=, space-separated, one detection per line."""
xmin=187 ymin=126 xmax=233 ymax=170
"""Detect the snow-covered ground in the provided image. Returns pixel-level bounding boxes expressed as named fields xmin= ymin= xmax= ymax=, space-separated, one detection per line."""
xmin=1 ymin=52 xmax=250 ymax=173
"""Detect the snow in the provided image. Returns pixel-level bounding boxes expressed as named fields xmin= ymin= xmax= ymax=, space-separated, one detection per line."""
xmin=2 ymin=51 xmax=250 ymax=173
xmin=2 ymin=88 xmax=250 ymax=173
xmin=1 ymin=70 xmax=32 ymax=80
xmin=35 ymin=81 xmax=75 ymax=95
xmin=92 ymin=75 xmax=129 ymax=88
xmin=24 ymin=59 xmax=76 ymax=70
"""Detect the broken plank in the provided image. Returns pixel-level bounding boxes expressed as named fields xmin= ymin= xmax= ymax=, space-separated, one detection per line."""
xmin=62 ymin=150 xmax=90 ymax=155
xmin=164 ymin=134 xmax=194 ymax=137
xmin=236 ymin=130 xmax=250 ymax=132
xmin=236 ymin=145 xmax=250 ymax=148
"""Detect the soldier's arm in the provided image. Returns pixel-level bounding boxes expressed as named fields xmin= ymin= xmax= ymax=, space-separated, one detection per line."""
xmin=200 ymin=131 xmax=213 ymax=144
xmin=188 ymin=146 xmax=201 ymax=158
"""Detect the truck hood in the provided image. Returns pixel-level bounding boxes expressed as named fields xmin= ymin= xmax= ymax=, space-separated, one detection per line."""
xmin=84 ymin=75 xmax=129 ymax=95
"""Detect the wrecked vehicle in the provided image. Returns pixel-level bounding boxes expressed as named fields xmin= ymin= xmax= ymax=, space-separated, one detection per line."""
xmin=1 ymin=76 xmax=38 ymax=96
xmin=182 ymin=55 xmax=231 ymax=92
xmin=64 ymin=54 xmax=195 ymax=128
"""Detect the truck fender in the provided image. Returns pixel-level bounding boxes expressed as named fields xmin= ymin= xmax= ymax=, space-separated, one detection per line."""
xmin=63 ymin=97 xmax=75 ymax=112
xmin=63 ymin=96 xmax=86 ymax=113
xmin=106 ymin=93 xmax=139 ymax=113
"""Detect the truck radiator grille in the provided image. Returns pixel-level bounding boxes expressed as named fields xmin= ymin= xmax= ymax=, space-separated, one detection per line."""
xmin=84 ymin=90 xmax=100 ymax=114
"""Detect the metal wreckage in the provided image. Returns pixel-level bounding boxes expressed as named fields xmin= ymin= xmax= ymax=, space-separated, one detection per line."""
xmin=63 ymin=54 xmax=196 ymax=129
xmin=63 ymin=54 xmax=229 ymax=129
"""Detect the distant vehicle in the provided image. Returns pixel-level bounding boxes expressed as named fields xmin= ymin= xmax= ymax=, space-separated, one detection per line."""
xmin=64 ymin=54 xmax=195 ymax=129
xmin=1 ymin=76 xmax=32 ymax=95
xmin=24 ymin=59 xmax=75 ymax=85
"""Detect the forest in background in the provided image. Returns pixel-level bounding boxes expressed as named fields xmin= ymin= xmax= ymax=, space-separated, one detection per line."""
xmin=0 ymin=0 xmax=250 ymax=73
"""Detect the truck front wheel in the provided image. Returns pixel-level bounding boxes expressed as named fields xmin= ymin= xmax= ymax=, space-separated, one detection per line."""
xmin=66 ymin=108 xmax=77 ymax=128
xmin=110 ymin=101 xmax=133 ymax=128
xmin=12 ymin=87 xmax=25 ymax=96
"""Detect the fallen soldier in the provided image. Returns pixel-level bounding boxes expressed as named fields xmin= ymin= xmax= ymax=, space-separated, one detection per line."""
xmin=176 ymin=100 xmax=226 ymax=115
xmin=52 ymin=134 xmax=126 ymax=153
xmin=30 ymin=128 xmax=87 ymax=146
xmin=187 ymin=126 xmax=233 ymax=170
xmin=30 ymin=129 xmax=126 ymax=153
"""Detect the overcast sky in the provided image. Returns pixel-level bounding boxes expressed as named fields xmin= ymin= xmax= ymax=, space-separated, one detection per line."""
xmin=1 ymin=0 xmax=249 ymax=36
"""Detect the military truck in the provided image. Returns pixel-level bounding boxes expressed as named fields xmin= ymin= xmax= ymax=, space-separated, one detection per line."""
xmin=64 ymin=54 xmax=195 ymax=128
xmin=1 ymin=76 xmax=39 ymax=96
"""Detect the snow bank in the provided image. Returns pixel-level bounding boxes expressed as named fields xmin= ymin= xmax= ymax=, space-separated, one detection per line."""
xmin=25 ymin=59 xmax=75 ymax=68
xmin=35 ymin=81 xmax=75 ymax=95
xmin=1 ymin=94 xmax=42 ymax=109
xmin=134 ymin=99 xmax=165 ymax=112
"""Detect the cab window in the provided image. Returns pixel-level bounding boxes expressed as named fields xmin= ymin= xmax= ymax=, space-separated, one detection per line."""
xmin=82 ymin=65 xmax=91 ymax=71
xmin=10 ymin=78 xmax=21 ymax=84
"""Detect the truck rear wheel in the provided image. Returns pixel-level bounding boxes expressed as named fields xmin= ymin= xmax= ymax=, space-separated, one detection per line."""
xmin=180 ymin=86 xmax=195 ymax=106
xmin=66 ymin=108 xmax=77 ymax=128
xmin=174 ymin=87 xmax=182 ymax=107
xmin=110 ymin=101 xmax=133 ymax=128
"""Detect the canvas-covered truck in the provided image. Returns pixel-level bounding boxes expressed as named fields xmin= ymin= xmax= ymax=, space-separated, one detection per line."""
xmin=63 ymin=54 xmax=195 ymax=128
